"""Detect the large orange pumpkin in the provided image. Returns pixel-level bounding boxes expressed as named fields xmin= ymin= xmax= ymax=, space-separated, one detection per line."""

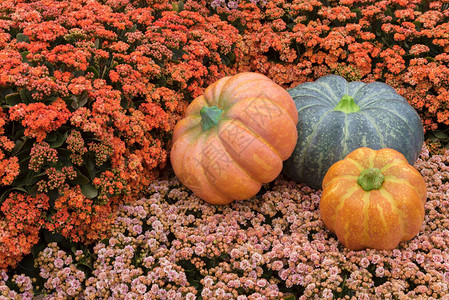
xmin=170 ymin=72 xmax=298 ymax=205
xmin=320 ymin=147 xmax=427 ymax=250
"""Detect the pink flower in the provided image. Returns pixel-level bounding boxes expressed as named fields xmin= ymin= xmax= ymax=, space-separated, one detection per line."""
xmin=186 ymin=293 xmax=196 ymax=300
xmin=322 ymin=288 xmax=333 ymax=298
xmin=416 ymin=254 xmax=425 ymax=264
xmin=329 ymin=266 xmax=339 ymax=276
xmin=375 ymin=266 xmax=385 ymax=277
xmin=54 ymin=258 xmax=64 ymax=269
xmin=135 ymin=283 xmax=146 ymax=294
xmin=392 ymin=249 xmax=402 ymax=258
xmin=203 ymin=276 xmax=214 ymax=286
xmin=132 ymin=224 xmax=142 ymax=235
xmin=371 ymin=254 xmax=381 ymax=264
xmin=279 ymin=268 xmax=289 ymax=281
xmin=433 ymin=254 xmax=443 ymax=263
xmin=360 ymin=257 xmax=370 ymax=268
xmin=257 ymin=279 xmax=267 ymax=288
xmin=251 ymin=252 xmax=262 ymax=263
xmin=230 ymin=248 xmax=240 ymax=258
xmin=194 ymin=242 xmax=206 ymax=256
xmin=271 ymin=260 xmax=284 ymax=271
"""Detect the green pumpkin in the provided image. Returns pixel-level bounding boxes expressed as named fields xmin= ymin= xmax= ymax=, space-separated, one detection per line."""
xmin=283 ymin=75 xmax=424 ymax=189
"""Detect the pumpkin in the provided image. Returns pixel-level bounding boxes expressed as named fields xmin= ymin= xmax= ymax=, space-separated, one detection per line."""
xmin=170 ymin=72 xmax=298 ymax=205
xmin=320 ymin=147 xmax=427 ymax=250
xmin=283 ymin=74 xmax=424 ymax=189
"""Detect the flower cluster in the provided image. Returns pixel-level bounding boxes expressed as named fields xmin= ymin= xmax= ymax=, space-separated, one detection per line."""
xmin=8 ymin=98 xmax=71 ymax=142
xmin=0 ymin=0 xmax=243 ymax=268
xmin=45 ymin=186 xmax=115 ymax=243
xmin=212 ymin=0 xmax=449 ymax=131
xmin=3 ymin=144 xmax=448 ymax=298
xmin=0 ymin=193 xmax=49 ymax=270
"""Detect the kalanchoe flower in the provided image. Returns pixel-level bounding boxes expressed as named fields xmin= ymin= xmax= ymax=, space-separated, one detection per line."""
xmin=9 ymin=98 xmax=71 ymax=142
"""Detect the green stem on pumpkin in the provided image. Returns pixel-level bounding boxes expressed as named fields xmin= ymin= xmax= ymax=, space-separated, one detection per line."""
xmin=200 ymin=105 xmax=224 ymax=131
xmin=334 ymin=95 xmax=360 ymax=114
xmin=357 ymin=168 xmax=385 ymax=191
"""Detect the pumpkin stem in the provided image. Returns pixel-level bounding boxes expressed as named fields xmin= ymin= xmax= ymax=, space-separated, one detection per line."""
xmin=334 ymin=95 xmax=360 ymax=114
xmin=200 ymin=105 xmax=224 ymax=131
xmin=357 ymin=168 xmax=385 ymax=191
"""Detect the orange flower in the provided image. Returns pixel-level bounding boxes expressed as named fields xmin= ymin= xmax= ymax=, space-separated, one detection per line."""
xmin=9 ymin=98 xmax=71 ymax=142
xmin=0 ymin=193 xmax=49 ymax=269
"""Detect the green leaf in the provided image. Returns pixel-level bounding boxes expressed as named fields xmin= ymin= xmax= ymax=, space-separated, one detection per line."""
xmin=13 ymin=173 xmax=27 ymax=188
xmin=28 ymin=184 xmax=39 ymax=196
xmin=69 ymin=91 xmax=89 ymax=109
xmin=46 ymin=131 xmax=57 ymax=142
xmin=76 ymin=261 xmax=93 ymax=272
xmin=16 ymin=33 xmax=30 ymax=43
xmin=86 ymin=159 xmax=96 ymax=180
xmin=13 ymin=127 xmax=26 ymax=140
xmin=43 ymin=229 xmax=73 ymax=250
xmin=86 ymin=66 xmax=100 ymax=79
xmin=81 ymin=184 xmax=98 ymax=199
xmin=30 ymin=241 xmax=46 ymax=259
xmin=11 ymin=137 xmax=27 ymax=156
xmin=5 ymin=93 xmax=21 ymax=106
xmin=156 ymin=75 xmax=167 ymax=87
xmin=25 ymin=170 xmax=45 ymax=186
xmin=432 ymin=130 xmax=449 ymax=140
xmin=50 ymin=131 xmax=68 ymax=148
xmin=0 ymin=87 xmax=14 ymax=100
xmin=20 ymin=51 xmax=31 ymax=65
xmin=71 ymin=170 xmax=91 ymax=185
xmin=15 ymin=253 xmax=39 ymax=278
xmin=172 ymin=48 xmax=186 ymax=61
xmin=73 ymin=70 xmax=84 ymax=77
xmin=43 ymin=61 xmax=55 ymax=75
xmin=19 ymin=88 xmax=33 ymax=103
xmin=43 ymin=229 xmax=65 ymax=243
xmin=172 ymin=0 xmax=184 ymax=12
xmin=220 ymin=53 xmax=231 ymax=66
xmin=78 ymin=91 xmax=89 ymax=107
xmin=0 ymin=187 xmax=28 ymax=204
xmin=413 ymin=20 xmax=422 ymax=30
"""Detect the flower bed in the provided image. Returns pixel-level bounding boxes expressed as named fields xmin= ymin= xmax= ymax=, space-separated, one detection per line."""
xmin=1 ymin=145 xmax=449 ymax=299
xmin=0 ymin=0 xmax=449 ymax=298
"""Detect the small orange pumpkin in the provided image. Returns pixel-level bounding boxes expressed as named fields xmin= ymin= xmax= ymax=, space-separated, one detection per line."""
xmin=170 ymin=72 xmax=298 ymax=205
xmin=320 ymin=147 xmax=427 ymax=250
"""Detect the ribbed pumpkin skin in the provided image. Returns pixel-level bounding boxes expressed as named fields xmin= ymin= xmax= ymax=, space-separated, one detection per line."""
xmin=283 ymin=75 xmax=424 ymax=189
xmin=320 ymin=147 xmax=427 ymax=250
xmin=171 ymin=72 xmax=298 ymax=205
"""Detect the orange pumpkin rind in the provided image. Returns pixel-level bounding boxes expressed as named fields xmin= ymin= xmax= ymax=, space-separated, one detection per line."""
xmin=320 ymin=147 xmax=427 ymax=250
xmin=171 ymin=72 xmax=298 ymax=205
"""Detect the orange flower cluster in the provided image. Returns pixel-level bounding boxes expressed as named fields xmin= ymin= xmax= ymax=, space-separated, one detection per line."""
xmin=92 ymin=170 xmax=129 ymax=202
xmin=214 ymin=0 xmax=449 ymax=130
xmin=29 ymin=141 xmax=58 ymax=172
xmin=66 ymin=130 xmax=87 ymax=166
xmin=0 ymin=110 xmax=19 ymax=186
xmin=9 ymin=98 xmax=71 ymax=142
xmin=45 ymin=186 xmax=114 ymax=243
xmin=0 ymin=193 xmax=49 ymax=269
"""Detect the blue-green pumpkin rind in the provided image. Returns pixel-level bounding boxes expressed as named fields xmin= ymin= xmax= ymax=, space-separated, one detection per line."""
xmin=283 ymin=75 xmax=424 ymax=189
